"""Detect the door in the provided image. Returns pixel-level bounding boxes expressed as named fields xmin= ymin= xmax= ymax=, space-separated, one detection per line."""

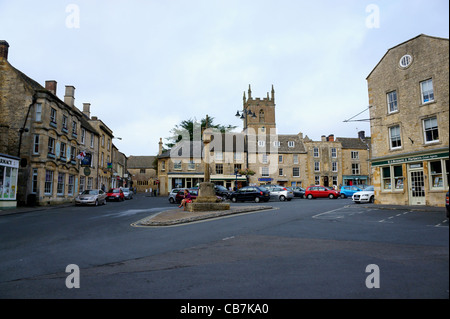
xmin=408 ymin=169 xmax=425 ymax=205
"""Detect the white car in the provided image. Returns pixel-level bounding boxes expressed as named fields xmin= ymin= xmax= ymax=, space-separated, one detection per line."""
xmin=269 ymin=186 xmax=294 ymax=201
xmin=168 ymin=188 xmax=184 ymax=204
xmin=352 ymin=186 xmax=374 ymax=204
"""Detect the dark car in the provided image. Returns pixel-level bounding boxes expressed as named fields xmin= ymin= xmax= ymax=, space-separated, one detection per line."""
xmin=175 ymin=189 xmax=198 ymax=204
xmin=106 ymin=188 xmax=124 ymax=201
xmin=305 ymin=185 xmax=340 ymax=199
xmin=446 ymin=191 xmax=449 ymax=218
xmin=229 ymin=186 xmax=270 ymax=203
xmin=291 ymin=186 xmax=305 ymax=198
xmin=214 ymin=185 xmax=231 ymax=199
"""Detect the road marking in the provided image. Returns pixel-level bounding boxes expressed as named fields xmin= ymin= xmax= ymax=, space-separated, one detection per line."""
xmin=222 ymin=236 xmax=235 ymax=241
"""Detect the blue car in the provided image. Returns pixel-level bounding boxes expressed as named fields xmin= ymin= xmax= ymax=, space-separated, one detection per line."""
xmin=339 ymin=186 xmax=363 ymax=198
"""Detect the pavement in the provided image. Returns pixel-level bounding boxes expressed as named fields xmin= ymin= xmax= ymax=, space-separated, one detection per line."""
xmin=1 ymin=197 xmax=446 ymax=225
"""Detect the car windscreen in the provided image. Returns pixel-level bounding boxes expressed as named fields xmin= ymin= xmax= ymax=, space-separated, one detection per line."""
xmin=108 ymin=189 xmax=120 ymax=193
xmin=122 ymin=188 xmax=129 ymax=192
xmin=365 ymin=186 xmax=374 ymax=191
xmin=82 ymin=190 xmax=98 ymax=195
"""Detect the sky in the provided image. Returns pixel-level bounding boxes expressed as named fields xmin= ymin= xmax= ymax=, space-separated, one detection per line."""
xmin=1 ymin=0 xmax=448 ymax=156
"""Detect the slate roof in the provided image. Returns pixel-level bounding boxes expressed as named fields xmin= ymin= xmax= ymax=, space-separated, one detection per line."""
xmin=127 ymin=155 xmax=157 ymax=168
xmin=335 ymin=137 xmax=370 ymax=150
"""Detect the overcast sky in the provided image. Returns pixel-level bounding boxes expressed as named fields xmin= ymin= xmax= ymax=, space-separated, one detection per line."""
xmin=1 ymin=0 xmax=448 ymax=156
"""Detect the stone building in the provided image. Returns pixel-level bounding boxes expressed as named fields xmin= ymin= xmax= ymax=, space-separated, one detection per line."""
xmin=127 ymin=155 xmax=158 ymax=193
xmin=367 ymin=34 xmax=449 ymax=206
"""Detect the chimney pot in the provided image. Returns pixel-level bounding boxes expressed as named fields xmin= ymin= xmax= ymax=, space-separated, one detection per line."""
xmin=45 ymin=80 xmax=57 ymax=95
xmin=0 ymin=40 xmax=9 ymax=61
xmin=358 ymin=131 xmax=365 ymax=140
xmin=327 ymin=134 xmax=334 ymax=142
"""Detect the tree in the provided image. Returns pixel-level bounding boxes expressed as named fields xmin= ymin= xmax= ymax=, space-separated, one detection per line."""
xmin=165 ymin=116 xmax=236 ymax=148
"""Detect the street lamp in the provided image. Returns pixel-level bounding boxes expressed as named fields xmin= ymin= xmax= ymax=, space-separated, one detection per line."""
xmin=234 ymin=109 xmax=256 ymax=186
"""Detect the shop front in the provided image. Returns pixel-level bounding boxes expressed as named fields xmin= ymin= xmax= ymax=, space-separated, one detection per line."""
xmin=371 ymin=150 xmax=449 ymax=206
xmin=0 ymin=153 xmax=20 ymax=209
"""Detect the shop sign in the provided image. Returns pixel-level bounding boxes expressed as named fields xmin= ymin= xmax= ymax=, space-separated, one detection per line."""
xmin=371 ymin=152 xmax=448 ymax=167
xmin=0 ymin=156 xmax=19 ymax=168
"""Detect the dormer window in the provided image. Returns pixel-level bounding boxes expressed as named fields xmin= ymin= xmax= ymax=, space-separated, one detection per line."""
xmin=288 ymin=141 xmax=295 ymax=147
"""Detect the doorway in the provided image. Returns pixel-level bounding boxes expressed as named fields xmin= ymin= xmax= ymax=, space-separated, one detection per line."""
xmin=408 ymin=166 xmax=425 ymax=205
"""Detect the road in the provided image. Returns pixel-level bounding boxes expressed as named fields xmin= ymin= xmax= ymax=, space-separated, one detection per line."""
xmin=0 ymin=193 xmax=448 ymax=301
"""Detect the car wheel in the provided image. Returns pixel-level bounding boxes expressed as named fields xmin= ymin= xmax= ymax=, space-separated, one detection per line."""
xmin=169 ymin=197 xmax=175 ymax=204
xmin=287 ymin=198 xmax=292 ymax=201
xmin=231 ymin=197 xmax=237 ymax=203
xmin=103 ymin=199 xmax=107 ymax=205
xmin=307 ymin=194 xmax=313 ymax=199
xmin=340 ymin=194 xmax=345 ymax=199
xmin=329 ymin=194 xmax=335 ymax=199
xmin=95 ymin=199 xmax=99 ymax=206
xmin=254 ymin=197 xmax=260 ymax=203
xmin=279 ymin=195 xmax=286 ymax=201
xmin=369 ymin=196 xmax=374 ymax=203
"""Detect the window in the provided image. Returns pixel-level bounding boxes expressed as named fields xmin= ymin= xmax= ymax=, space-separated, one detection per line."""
xmin=140 ymin=169 xmax=146 ymax=174
xmin=90 ymin=134 xmax=94 ymax=148
xmin=430 ymin=160 xmax=444 ymax=189
xmin=57 ymin=173 xmax=65 ymax=195
xmin=62 ymin=116 xmax=68 ymax=131
xmin=273 ymin=141 xmax=280 ymax=148
xmin=107 ymin=138 xmax=110 ymax=151
xmin=60 ymin=142 xmax=66 ymax=159
xmin=215 ymin=164 xmax=223 ymax=174
xmin=382 ymin=167 xmax=391 ymax=190
xmin=293 ymin=167 xmax=300 ymax=177
xmin=50 ymin=108 xmax=57 ymax=124
xmin=259 ymin=109 xmax=265 ymax=123
xmin=188 ymin=160 xmax=195 ymax=170
xmin=262 ymin=154 xmax=268 ymax=164
xmin=101 ymin=153 xmax=104 ymax=168
xmin=293 ymin=154 xmax=299 ymax=164
xmin=393 ymin=165 xmax=403 ymax=190
xmin=44 ymin=170 xmax=53 ymax=195
xmin=314 ymin=161 xmax=320 ymax=172
xmin=215 ymin=152 xmax=223 ymax=161
xmin=68 ymin=175 xmax=74 ymax=195
xmin=234 ymin=164 xmax=241 ymax=172
xmin=261 ymin=167 xmax=269 ymax=177
xmin=35 ymin=103 xmax=42 ymax=122
xmin=161 ymin=161 xmax=165 ymax=171
xmin=174 ymin=161 xmax=182 ymax=170
xmin=48 ymin=137 xmax=55 ymax=155
xmin=101 ymin=134 xmax=105 ymax=147
xmin=420 ymin=79 xmax=434 ymax=104
xmin=313 ymin=147 xmax=319 ymax=157
xmin=72 ymin=121 xmax=77 ymax=136
xmin=33 ymin=135 xmax=39 ymax=154
xmin=387 ymin=91 xmax=398 ymax=113
xmin=31 ymin=169 xmax=38 ymax=194
xmin=332 ymin=162 xmax=337 ymax=172
xmin=258 ymin=140 xmax=265 ymax=147
xmin=351 ymin=151 xmax=359 ymax=159
xmin=352 ymin=163 xmax=360 ymax=175
xmin=288 ymin=141 xmax=295 ymax=148
xmin=399 ymin=54 xmax=412 ymax=68
xmin=332 ymin=176 xmax=338 ymax=186
xmin=423 ymin=117 xmax=439 ymax=143
xmin=81 ymin=128 xmax=86 ymax=144
xmin=389 ymin=125 xmax=402 ymax=149
xmin=278 ymin=155 xmax=283 ymax=163
xmin=87 ymin=177 xmax=93 ymax=190
xmin=279 ymin=168 xmax=283 ymax=176
xmin=314 ymin=176 xmax=320 ymax=185
xmin=79 ymin=176 xmax=85 ymax=193
xmin=331 ymin=148 xmax=337 ymax=158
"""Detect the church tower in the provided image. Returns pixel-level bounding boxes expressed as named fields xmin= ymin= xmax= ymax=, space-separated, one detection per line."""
xmin=242 ymin=84 xmax=276 ymax=134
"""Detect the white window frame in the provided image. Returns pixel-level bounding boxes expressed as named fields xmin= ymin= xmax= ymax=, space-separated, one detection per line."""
xmin=293 ymin=167 xmax=300 ymax=177
xmin=50 ymin=108 xmax=57 ymax=123
xmin=423 ymin=116 xmax=439 ymax=144
xmin=90 ymin=133 xmax=95 ymax=148
xmin=351 ymin=151 xmax=359 ymax=159
xmin=332 ymin=161 xmax=338 ymax=172
xmin=389 ymin=125 xmax=402 ymax=150
xmin=57 ymin=173 xmax=65 ymax=195
xmin=420 ymin=79 xmax=434 ymax=104
xmin=352 ymin=163 xmax=360 ymax=175
xmin=261 ymin=167 xmax=269 ymax=177
xmin=314 ymin=161 xmax=320 ymax=172
xmin=313 ymin=147 xmax=319 ymax=157
xmin=293 ymin=154 xmax=299 ymax=164
xmin=331 ymin=148 xmax=337 ymax=158
xmin=81 ymin=128 xmax=86 ymax=144
xmin=288 ymin=141 xmax=295 ymax=148
xmin=387 ymin=90 xmax=398 ymax=114
xmin=33 ymin=135 xmax=40 ymax=154
xmin=44 ymin=170 xmax=53 ymax=195
xmin=35 ymin=103 xmax=42 ymax=122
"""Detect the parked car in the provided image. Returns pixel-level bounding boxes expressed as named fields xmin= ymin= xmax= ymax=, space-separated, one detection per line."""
xmin=106 ymin=188 xmax=125 ymax=201
xmin=214 ymin=185 xmax=231 ymax=199
xmin=75 ymin=189 xmax=107 ymax=206
xmin=352 ymin=186 xmax=375 ymax=204
xmin=175 ymin=189 xmax=198 ymax=204
xmin=229 ymin=186 xmax=270 ymax=203
xmin=168 ymin=188 xmax=183 ymax=204
xmin=339 ymin=185 xmax=363 ymax=198
xmin=305 ymin=186 xmax=340 ymax=199
xmin=291 ymin=186 xmax=305 ymax=198
xmin=446 ymin=190 xmax=449 ymax=218
xmin=121 ymin=187 xmax=133 ymax=200
xmin=270 ymin=186 xmax=294 ymax=201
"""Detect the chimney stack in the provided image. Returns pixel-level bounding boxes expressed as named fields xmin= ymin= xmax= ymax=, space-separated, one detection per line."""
xmin=321 ymin=135 xmax=326 ymax=142
xmin=0 ymin=40 xmax=9 ymax=61
xmin=64 ymin=85 xmax=75 ymax=107
xmin=358 ymin=130 xmax=365 ymax=140
xmin=327 ymin=134 xmax=334 ymax=142
xmin=158 ymin=138 xmax=163 ymax=155
xmin=45 ymin=80 xmax=57 ymax=95
xmin=82 ymin=103 xmax=91 ymax=118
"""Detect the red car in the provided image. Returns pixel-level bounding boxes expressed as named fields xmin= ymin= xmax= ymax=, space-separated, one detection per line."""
xmin=305 ymin=186 xmax=340 ymax=199
xmin=106 ymin=188 xmax=125 ymax=201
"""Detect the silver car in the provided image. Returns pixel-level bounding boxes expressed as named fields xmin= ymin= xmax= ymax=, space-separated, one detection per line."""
xmin=75 ymin=189 xmax=107 ymax=206
xmin=122 ymin=187 xmax=133 ymax=199
xmin=269 ymin=186 xmax=294 ymax=201
xmin=168 ymin=188 xmax=184 ymax=204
